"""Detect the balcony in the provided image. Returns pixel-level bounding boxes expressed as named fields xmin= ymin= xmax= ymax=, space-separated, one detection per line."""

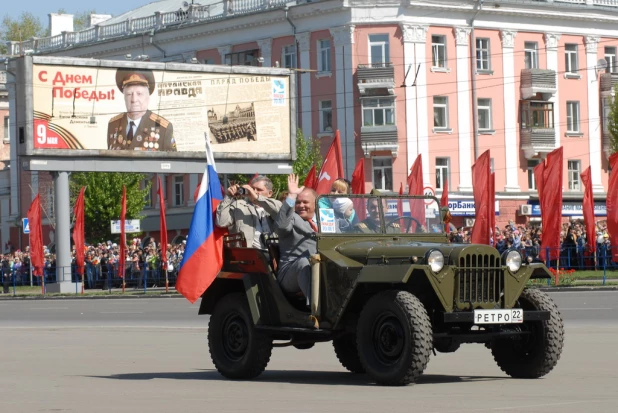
xmin=360 ymin=125 xmax=398 ymax=157
xmin=600 ymin=73 xmax=618 ymax=97
xmin=520 ymin=69 xmax=557 ymax=100
xmin=521 ymin=128 xmax=556 ymax=158
xmin=357 ymin=63 xmax=395 ymax=96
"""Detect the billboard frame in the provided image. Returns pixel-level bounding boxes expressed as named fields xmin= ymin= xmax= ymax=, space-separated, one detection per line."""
xmin=11 ymin=55 xmax=297 ymax=174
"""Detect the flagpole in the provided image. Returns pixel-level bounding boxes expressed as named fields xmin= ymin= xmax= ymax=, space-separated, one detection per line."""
xmin=29 ymin=236 xmax=33 ymax=287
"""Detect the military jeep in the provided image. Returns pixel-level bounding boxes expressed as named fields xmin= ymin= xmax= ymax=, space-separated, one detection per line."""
xmin=199 ymin=194 xmax=564 ymax=386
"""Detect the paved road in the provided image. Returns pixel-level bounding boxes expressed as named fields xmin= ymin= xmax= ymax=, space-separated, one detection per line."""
xmin=0 ymin=291 xmax=617 ymax=413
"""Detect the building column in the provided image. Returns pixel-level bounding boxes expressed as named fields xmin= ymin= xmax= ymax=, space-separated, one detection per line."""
xmin=330 ymin=25 xmax=356 ymax=178
xmin=1 ymin=198 xmax=10 ymax=253
xmin=8 ymin=78 xmax=18 ymax=218
xmin=217 ymin=45 xmax=231 ymax=64
xmin=401 ymin=24 xmax=430 ymax=187
xmin=454 ymin=27 xmax=473 ymax=192
xmin=501 ymin=30 xmax=520 ymax=192
xmin=585 ymin=35 xmax=604 ymax=193
xmin=544 ymin=33 xmax=561 ymax=150
xmin=257 ymin=38 xmax=272 ymax=67
xmin=296 ymin=32 xmax=312 ymax=140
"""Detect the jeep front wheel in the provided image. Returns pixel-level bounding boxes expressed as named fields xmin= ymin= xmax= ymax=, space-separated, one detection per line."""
xmin=491 ymin=288 xmax=564 ymax=378
xmin=208 ymin=293 xmax=273 ymax=379
xmin=357 ymin=290 xmax=432 ymax=386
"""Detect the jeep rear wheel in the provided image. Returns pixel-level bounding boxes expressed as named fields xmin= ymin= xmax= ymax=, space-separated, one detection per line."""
xmin=208 ymin=293 xmax=273 ymax=379
xmin=491 ymin=288 xmax=564 ymax=378
xmin=357 ymin=290 xmax=432 ymax=386
xmin=333 ymin=333 xmax=364 ymax=373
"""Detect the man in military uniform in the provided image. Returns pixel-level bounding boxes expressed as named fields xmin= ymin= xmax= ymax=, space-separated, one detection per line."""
xmin=107 ymin=69 xmax=177 ymax=152
xmin=353 ymin=195 xmax=400 ymax=234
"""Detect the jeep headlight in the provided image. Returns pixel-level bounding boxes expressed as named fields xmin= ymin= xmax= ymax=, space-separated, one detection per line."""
xmin=503 ymin=250 xmax=522 ymax=273
xmin=426 ymin=250 xmax=444 ymax=273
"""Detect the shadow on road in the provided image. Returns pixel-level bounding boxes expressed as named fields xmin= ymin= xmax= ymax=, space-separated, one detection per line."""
xmin=87 ymin=370 xmax=506 ymax=386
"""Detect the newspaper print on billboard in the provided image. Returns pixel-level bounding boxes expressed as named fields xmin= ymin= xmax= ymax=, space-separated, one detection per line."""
xmin=31 ymin=64 xmax=291 ymax=156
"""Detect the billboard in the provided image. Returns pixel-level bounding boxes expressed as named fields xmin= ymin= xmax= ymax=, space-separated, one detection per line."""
xmin=21 ymin=57 xmax=293 ymax=162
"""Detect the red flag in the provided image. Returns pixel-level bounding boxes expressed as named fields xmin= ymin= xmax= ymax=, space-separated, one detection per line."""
xmin=316 ymin=130 xmax=344 ymax=195
xmin=27 ymin=194 xmax=44 ymax=277
xmin=351 ymin=158 xmax=365 ymax=195
xmin=490 ymin=172 xmax=496 ymax=243
xmin=535 ymin=147 xmax=563 ymax=262
xmin=608 ymin=153 xmax=618 ymax=261
xmin=72 ymin=187 xmax=86 ymax=277
xmin=407 ymin=154 xmax=424 ymax=232
xmin=119 ymin=186 xmax=127 ymax=279
xmin=581 ymin=167 xmax=596 ymax=255
xmin=440 ymin=177 xmax=449 ymax=208
xmin=471 ymin=150 xmax=491 ymax=245
xmin=157 ymin=177 xmax=168 ymax=270
xmin=303 ymin=164 xmax=317 ymax=190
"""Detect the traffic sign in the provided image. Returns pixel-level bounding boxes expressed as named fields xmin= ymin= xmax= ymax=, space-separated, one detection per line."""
xmin=22 ymin=218 xmax=30 ymax=234
xmin=423 ymin=186 xmax=436 ymax=205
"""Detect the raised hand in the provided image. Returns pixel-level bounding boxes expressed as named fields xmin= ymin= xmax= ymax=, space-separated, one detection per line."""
xmin=287 ymin=174 xmax=305 ymax=196
xmin=241 ymin=184 xmax=258 ymax=201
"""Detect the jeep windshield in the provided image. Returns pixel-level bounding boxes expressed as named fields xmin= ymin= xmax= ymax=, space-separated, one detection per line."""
xmin=316 ymin=194 xmax=446 ymax=235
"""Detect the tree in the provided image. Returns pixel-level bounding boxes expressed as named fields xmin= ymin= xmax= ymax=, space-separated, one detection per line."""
xmin=0 ymin=12 xmax=45 ymax=54
xmin=609 ymin=89 xmax=618 ymax=155
xmin=69 ymin=172 xmax=150 ymax=243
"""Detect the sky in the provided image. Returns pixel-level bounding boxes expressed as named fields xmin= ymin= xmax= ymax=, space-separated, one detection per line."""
xmin=2 ymin=0 xmax=157 ymax=28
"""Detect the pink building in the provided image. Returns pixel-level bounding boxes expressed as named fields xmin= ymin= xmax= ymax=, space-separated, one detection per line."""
xmin=5 ymin=0 xmax=618 ymax=245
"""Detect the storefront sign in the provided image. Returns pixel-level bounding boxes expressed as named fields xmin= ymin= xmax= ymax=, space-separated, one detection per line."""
xmin=446 ymin=200 xmax=500 ymax=217
xmin=529 ymin=202 xmax=606 ymax=217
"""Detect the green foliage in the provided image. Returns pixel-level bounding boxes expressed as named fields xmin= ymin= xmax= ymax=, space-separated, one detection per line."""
xmin=267 ymin=129 xmax=323 ymax=197
xmin=0 ymin=12 xmax=45 ymax=54
xmin=70 ymin=172 xmax=150 ymax=244
xmin=73 ymin=10 xmax=96 ymax=31
xmin=608 ymin=87 xmax=618 ymax=155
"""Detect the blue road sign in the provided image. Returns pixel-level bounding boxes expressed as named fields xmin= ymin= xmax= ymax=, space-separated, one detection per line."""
xmin=22 ymin=218 xmax=30 ymax=234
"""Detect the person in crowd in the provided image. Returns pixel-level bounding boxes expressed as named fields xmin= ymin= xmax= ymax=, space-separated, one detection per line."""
xmin=216 ymin=175 xmax=282 ymax=249
xmin=318 ymin=178 xmax=352 ymax=210
xmin=353 ymin=194 xmax=400 ymax=234
xmin=331 ymin=197 xmax=358 ymax=233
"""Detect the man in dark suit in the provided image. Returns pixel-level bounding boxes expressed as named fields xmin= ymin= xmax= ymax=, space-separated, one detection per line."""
xmin=107 ymin=69 xmax=176 ymax=152
xmin=275 ymin=174 xmax=318 ymax=304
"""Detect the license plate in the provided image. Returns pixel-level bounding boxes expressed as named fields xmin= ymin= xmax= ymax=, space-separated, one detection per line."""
xmin=474 ymin=309 xmax=524 ymax=324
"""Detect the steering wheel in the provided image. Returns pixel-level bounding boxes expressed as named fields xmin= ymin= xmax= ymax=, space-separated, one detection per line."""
xmin=385 ymin=216 xmax=424 ymax=234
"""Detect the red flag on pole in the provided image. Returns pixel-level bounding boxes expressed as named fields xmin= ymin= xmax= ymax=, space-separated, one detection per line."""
xmin=397 ymin=182 xmax=404 ymax=217
xmin=119 ymin=186 xmax=127 ymax=286
xmin=72 ymin=187 xmax=86 ymax=278
xmin=407 ymin=154 xmax=424 ymax=232
xmin=535 ymin=147 xmax=563 ymax=262
xmin=471 ymin=150 xmax=491 ymax=245
xmin=157 ymin=177 xmax=168 ymax=270
xmin=581 ymin=167 xmax=596 ymax=255
xmin=608 ymin=153 xmax=618 ymax=261
xmin=351 ymin=158 xmax=365 ymax=195
xmin=490 ymin=172 xmax=496 ymax=244
xmin=27 ymin=194 xmax=44 ymax=277
xmin=316 ymin=130 xmax=345 ymax=195
xmin=303 ymin=164 xmax=317 ymax=190
xmin=440 ymin=177 xmax=449 ymax=208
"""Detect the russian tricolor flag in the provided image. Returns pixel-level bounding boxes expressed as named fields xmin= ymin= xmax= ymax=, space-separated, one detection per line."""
xmin=176 ymin=137 xmax=225 ymax=303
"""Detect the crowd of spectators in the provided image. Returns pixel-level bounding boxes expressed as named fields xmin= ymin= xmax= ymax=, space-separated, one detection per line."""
xmin=1 ymin=238 xmax=185 ymax=290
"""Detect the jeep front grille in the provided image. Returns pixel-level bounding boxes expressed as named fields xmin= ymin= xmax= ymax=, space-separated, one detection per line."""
xmin=457 ymin=253 xmax=503 ymax=305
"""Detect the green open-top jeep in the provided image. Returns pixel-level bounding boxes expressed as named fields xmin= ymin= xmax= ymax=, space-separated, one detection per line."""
xmin=199 ymin=194 xmax=564 ymax=386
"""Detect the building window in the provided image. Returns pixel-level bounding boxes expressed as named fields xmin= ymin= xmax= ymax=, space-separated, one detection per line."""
xmin=369 ymin=34 xmax=390 ymax=67
xmin=521 ymin=101 xmax=554 ymax=129
xmin=565 ymin=44 xmax=578 ymax=74
xmin=566 ymin=101 xmax=580 ymax=133
xmin=433 ymin=96 xmax=448 ymax=129
xmin=524 ymin=42 xmax=538 ymax=69
xmin=319 ymin=100 xmax=333 ymax=133
xmin=3 ymin=116 xmax=8 ymax=144
xmin=282 ymin=45 xmax=297 ymax=69
xmin=568 ymin=160 xmax=581 ymax=191
xmin=478 ymin=98 xmax=492 ymax=131
xmin=372 ymin=157 xmax=393 ymax=191
xmin=362 ymin=98 xmax=395 ymax=127
xmin=431 ymin=35 xmax=447 ymax=68
xmin=435 ymin=158 xmax=449 ymax=190
xmin=317 ymin=39 xmax=331 ymax=73
xmin=605 ymin=46 xmax=617 ymax=74
xmin=174 ymin=175 xmax=184 ymax=206
xmin=224 ymin=49 xmax=259 ymax=66
xmin=476 ymin=38 xmax=490 ymax=71
xmin=527 ymin=160 xmax=540 ymax=191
